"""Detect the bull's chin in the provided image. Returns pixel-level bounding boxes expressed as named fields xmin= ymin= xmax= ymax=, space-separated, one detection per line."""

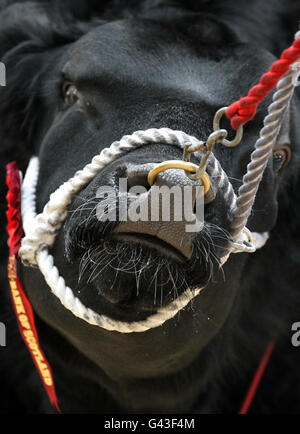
xmin=65 ymin=235 xmax=211 ymax=320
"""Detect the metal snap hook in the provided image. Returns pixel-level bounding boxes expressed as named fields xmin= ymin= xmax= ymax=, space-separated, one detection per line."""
xmin=183 ymin=129 xmax=228 ymax=181
xmin=213 ymin=107 xmax=244 ymax=147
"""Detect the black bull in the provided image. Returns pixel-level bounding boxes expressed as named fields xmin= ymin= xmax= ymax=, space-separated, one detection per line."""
xmin=1 ymin=0 xmax=300 ymax=414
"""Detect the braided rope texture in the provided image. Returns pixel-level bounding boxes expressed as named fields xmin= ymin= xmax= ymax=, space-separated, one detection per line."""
xmin=19 ymin=128 xmax=237 ymax=333
xmin=226 ymin=35 xmax=300 ymax=130
xmin=37 ymin=248 xmax=204 ymax=333
xmin=231 ymin=63 xmax=300 ymax=238
xmin=20 ymin=128 xmax=236 ymax=267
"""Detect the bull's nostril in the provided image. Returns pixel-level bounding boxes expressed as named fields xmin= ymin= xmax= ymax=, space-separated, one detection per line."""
xmin=204 ymin=187 xmax=216 ymax=205
xmin=113 ymin=165 xmax=128 ymax=185
xmin=127 ymin=172 xmax=151 ymax=192
xmin=116 ymin=163 xmax=158 ymax=192
xmin=113 ymin=164 xmax=152 ymax=193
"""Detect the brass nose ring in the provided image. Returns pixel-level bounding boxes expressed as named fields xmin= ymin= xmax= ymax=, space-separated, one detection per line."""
xmin=147 ymin=160 xmax=211 ymax=195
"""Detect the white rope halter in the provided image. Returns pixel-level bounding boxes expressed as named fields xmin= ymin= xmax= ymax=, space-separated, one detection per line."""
xmin=19 ymin=127 xmax=269 ymax=333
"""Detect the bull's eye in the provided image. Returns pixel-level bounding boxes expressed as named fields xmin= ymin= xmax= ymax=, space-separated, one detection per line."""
xmin=62 ymin=83 xmax=79 ymax=105
xmin=273 ymin=146 xmax=291 ymax=174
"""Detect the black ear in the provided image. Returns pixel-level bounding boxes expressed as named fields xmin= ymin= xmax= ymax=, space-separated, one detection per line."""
xmin=0 ymin=3 xmax=49 ymax=254
xmin=0 ymin=1 xmax=103 ymax=56
xmin=0 ymin=2 xmax=51 ymax=58
xmin=0 ymin=1 xmax=101 ymax=155
xmin=0 ymin=3 xmax=51 ymax=153
xmin=0 ymin=1 xmax=101 ymax=252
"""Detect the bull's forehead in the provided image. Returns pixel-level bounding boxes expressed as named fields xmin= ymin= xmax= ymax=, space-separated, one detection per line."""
xmin=62 ymin=19 xmax=277 ymax=107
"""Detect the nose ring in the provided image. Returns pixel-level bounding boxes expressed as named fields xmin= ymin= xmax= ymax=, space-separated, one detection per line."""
xmin=147 ymin=160 xmax=211 ymax=194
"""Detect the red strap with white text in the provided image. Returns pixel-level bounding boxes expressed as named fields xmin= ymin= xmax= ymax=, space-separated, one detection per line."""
xmin=6 ymin=162 xmax=60 ymax=413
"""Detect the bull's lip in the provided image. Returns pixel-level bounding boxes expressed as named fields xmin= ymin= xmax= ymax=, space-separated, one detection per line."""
xmin=65 ymin=226 xmax=211 ymax=318
xmin=110 ymin=232 xmax=187 ymax=263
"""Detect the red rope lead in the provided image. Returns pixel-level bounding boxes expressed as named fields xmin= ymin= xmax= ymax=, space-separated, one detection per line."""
xmin=239 ymin=339 xmax=276 ymax=414
xmin=226 ymin=36 xmax=300 ymax=130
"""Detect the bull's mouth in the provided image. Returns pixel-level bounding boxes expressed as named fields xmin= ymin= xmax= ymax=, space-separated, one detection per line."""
xmin=110 ymin=232 xmax=187 ymax=263
xmin=64 ymin=218 xmax=225 ymax=319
